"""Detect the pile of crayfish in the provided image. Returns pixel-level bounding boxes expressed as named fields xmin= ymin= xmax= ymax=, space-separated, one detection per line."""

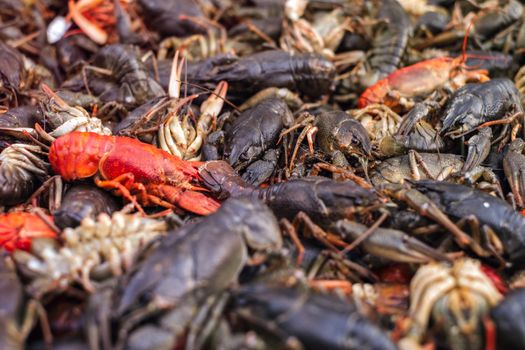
xmin=4 ymin=0 xmax=525 ymax=349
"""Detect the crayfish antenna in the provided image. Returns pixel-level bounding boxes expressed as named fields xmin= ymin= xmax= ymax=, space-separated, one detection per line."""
xmin=462 ymin=23 xmax=471 ymax=62
xmin=459 ymin=21 xmax=505 ymax=70
xmin=455 ymin=21 xmax=473 ymax=68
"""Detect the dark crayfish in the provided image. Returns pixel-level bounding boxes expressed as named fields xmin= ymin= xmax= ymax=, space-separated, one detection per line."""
xmin=53 ymin=184 xmax=119 ymax=229
xmin=489 ymin=288 xmax=525 ymax=349
xmin=199 ymin=160 xmax=377 ymax=223
xmin=360 ymin=0 xmax=411 ymax=86
xmin=0 ymin=254 xmax=50 ymax=349
xmin=0 ymin=144 xmax=49 ymax=206
xmin=410 ymin=180 xmax=525 ymax=268
xmin=284 ymin=109 xmax=372 ymax=171
xmin=503 ymin=138 xmax=525 ymax=208
xmin=0 ymin=105 xmax=43 ymax=142
xmin=440 ymin=78 xmax=523 ymax=138
xmin=162 ymin=50 xmax=336 ymax=99
xmin=90 ymin=198 xmax=282 ymax=350
xmin=370 ymin=152 xmax=498 ymax=188
xmin=205 ymin=97 xmax=293 ymax=185
xmin=64 ymin=44 xmax=164 ymax=108
xmin=232 ymin=283 xmax=397 ymax=350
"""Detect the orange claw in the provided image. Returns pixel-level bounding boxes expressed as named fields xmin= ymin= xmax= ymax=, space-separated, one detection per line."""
xmin=68 ymin=0 xmax=108 ymax=44
xmin=0 ymin=212 xmax=57 ymax=252
xmin=145 ymin=184 xmax=220 ymax=215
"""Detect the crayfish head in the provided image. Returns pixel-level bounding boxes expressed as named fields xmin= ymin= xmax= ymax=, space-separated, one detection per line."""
xmin=336 ymin=126 xmax=372 ymax=158
xmin=198 ymin=160 xmax=251 ymax=198
xmin=509 ymin=138 xmax=525 ymax=153
xmin=440 ymin=90 xmax=484 ymax=138
xmin=317 ymin=111 xmax=372 ymax=158
xmin=226 ymin=141 xmax=261 ymax=169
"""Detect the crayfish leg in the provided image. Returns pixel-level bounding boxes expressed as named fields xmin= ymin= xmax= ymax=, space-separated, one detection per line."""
xmin=95 ymin=176 xmax=146 ymax=216
xmin=280 ymin=218 xmax=305 ymax=266
xmin=143 ymin=194 xmax=175 ymax=210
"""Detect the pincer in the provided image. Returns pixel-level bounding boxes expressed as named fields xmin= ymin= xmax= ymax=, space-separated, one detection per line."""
xmin=440 ymin=78 xmax=523 ymax=138
xmin=332 ymin=220 xmax=450 ymax=264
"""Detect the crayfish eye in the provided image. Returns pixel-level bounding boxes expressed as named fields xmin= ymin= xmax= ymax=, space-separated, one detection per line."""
xmin=351 ymin=136 xmax=362 ymax=146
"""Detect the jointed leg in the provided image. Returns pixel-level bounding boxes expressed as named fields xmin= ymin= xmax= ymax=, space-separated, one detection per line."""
xmin=95 ymin=173 xmax=145 ymax=215
xmin=292 ymin=212 xmax=348 ymax=252
xmin=289 ymin=124 xmax=317 ymax=172
xmin=280 ymin=218 xmax=305 ymax=266
xmin=408 ymin=150 xmax=435 ymax=180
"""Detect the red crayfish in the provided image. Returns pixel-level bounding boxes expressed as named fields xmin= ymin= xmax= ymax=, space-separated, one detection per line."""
xmin=49 ymin=132 xmax=220 ymax=215
xmin=358 ymin=32 xmax=490 ymax=110
xmin=0 ymin=212 xmax=57 ymax=252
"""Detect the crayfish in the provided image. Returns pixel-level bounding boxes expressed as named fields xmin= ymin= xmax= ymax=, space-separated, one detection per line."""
xmin=358 ymin=32 xmax=490 ymax=111
xmin=49 ymin=132 xmax=220 ymax=216
xmin=0 ymin=212 xmax=57 ymax=252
